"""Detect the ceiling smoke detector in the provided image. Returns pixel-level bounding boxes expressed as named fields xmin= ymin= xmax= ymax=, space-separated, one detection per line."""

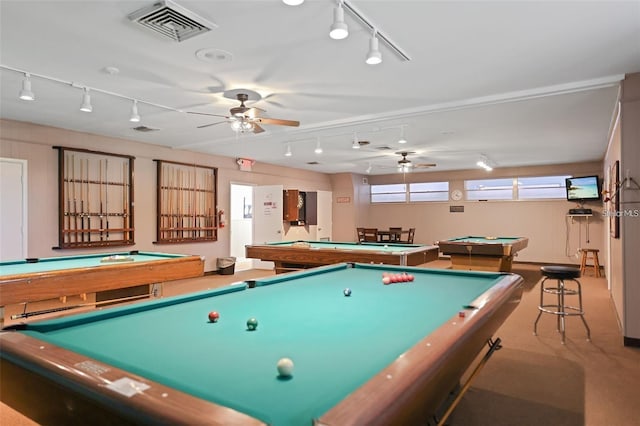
xmin=128 ymin=0 xmax=217 ymax=42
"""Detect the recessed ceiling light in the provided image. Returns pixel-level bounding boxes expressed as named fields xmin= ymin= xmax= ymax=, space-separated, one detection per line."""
xmin=196 ymin=48 xmax=233 ymax=63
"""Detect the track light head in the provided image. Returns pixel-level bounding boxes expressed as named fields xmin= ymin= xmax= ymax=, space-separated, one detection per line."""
xmin=80 ymin=88 xmax=92 ymax=112
xmin=282 ymin=0 xmax=304 ymax=5
xmin=129 ymin=100 xmax=141 ymax=122
xmin=366 ymin=31 xmax=382 ymax=65
xmin=314 ymin=138 xmax=323 ymax=154
xmin=285 ymin=143 xmax=292 ymax=157
xmin=329 ymin=1 xmax=348 ymax=40
xmin=19 ymin=73 xmax=35 ymax=101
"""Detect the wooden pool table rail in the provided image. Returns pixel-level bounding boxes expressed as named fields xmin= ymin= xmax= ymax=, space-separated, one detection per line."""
xmin=0 ymin=255 xmax=204 ymax=307
xmin=0 ymin=331 xmax=265 ymax=426
xmin=246 ymin=243 xmax=439 ymax=274
xmin=316 ymin=273 xmax=524 ymax=426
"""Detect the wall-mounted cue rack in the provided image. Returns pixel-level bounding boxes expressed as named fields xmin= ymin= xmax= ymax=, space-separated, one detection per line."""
xmin=155 ymin=160 xmax=218 ymax=244
xmin=54 ymin=147 xmax=134 ymax=249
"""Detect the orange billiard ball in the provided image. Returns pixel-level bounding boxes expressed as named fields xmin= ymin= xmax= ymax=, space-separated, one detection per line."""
xmin=208 ymin=311 xmax=220 ymax=322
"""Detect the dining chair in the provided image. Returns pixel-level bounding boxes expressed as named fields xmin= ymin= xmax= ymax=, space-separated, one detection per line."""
xmin=356 ymin=227 xmax=366 ymax=242
xmin=362 ymin=228 xmax=378 ymax=242
xmin=406 ymin=228 xmax=416 ymax=244
xmin=389 ymin=227 xmax=402 ymax=242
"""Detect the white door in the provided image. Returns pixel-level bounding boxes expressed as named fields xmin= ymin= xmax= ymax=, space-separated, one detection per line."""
xmin=0 ymin=158 xmax=28 ymax=260
xmin=316 ymin=190 xmax=332 ymax=241
xmin=230 ymin=183 xmax=254 ymax=272
xmin=252 ymin=185 xmax=283 ymax=269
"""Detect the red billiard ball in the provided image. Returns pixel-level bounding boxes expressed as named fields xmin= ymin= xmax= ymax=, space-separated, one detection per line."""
xmin=458 ymin=311 xmax=466 ymax=318
xmin=407 ymin=274 xmax=415 ymax=282
xmin=208 ymin=311 xmax=220 ymax=322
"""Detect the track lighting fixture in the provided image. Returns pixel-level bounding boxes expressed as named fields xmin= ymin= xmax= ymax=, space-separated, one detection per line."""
xmin=366 ymin=163 xmax=372 ymax=174
xmin=129 ymin=100 xmax=141 ymax=122
xmin=352 ymin=134 xmax=360 ymax=149
xmin=314 ymin=138 xmax=323 ymax=154
xmin=80 ymin=88 xmax=92 ymax=112
xmin=282 ymin=0 xmax=304 ymax=5
xmin=398 ymin=126 xmax=407 ymax=144
xmin=477 ymin=155 xmax=493 ymax=171
xmin=285 ymin=143 xmax=292 ymax=157
xmin=19 ymin=73 xmax=35 ymax=101
xmin=366 ymin=30 xmax=382 ymax=65
xmin=329 ymin=0 xmax=349 ymax=40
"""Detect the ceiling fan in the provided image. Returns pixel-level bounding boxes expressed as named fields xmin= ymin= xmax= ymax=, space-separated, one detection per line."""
xmin=396 ymin=151 xmax=436 ymax=171
xmin=187 ymin=93 xmax=300 ymax=134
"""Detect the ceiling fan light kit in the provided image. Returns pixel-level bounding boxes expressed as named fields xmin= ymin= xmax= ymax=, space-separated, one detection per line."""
xmin=282 ymin=0 xmax=305 ymax=6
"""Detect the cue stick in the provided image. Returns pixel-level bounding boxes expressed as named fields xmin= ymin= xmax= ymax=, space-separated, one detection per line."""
xmin=192 ymin=167 xmax=197 ymax=238
xmin=86 ymin=158 xmax=91 ymax=242
xmin=100 ymin=159 xmax=105 ymax=241
xmin=122 ymin=161 xmax=128 ymax=242
xmin=80 ymin=157 xmax=85 ymax=242
xmin=436 ymin=337 xmax=502 ymax=426
xmin=166 ymin=166 xmax=171 ymax=240
xmin=10 ymin=293 xmax=152 ymax=320
xmin=65 ymin=155 xmax=71 ymax=244
xmin=178 ymin=169 xmax=183 ymax=238
xmin=105 ymin=158 xmax=109 ymax=239
xmin=72 ymin=154 xmax=78 ymax=243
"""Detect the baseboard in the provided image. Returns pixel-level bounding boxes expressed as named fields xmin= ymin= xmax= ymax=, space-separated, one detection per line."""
xmin=623 ymin=336 xmax=640 ymax=347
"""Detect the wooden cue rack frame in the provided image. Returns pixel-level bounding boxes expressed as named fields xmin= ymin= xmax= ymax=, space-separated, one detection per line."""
xmin=54 ymin=147 xmax=134 ymax=249
xmin=154 ymin=160 xmax=218 ymax=244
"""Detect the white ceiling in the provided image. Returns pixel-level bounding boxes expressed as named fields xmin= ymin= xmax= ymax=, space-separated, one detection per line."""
xmin=1 ymin=1 xmax=639 ymax=175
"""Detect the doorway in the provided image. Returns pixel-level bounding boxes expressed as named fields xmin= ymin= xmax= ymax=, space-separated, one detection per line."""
xmin=230 ymin=183 xmax=254 ymax=272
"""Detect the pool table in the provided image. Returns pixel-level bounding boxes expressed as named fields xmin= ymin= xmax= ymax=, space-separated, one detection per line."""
xmin=0 ymin=251 xmax=204 ymax=308
xmin=246 ymin=240 xmax=439 ymax=273
xmin=0 ymin=263 xmax=523 ymax=426
xmin=437 ymin=236 xmax=529 ymax=272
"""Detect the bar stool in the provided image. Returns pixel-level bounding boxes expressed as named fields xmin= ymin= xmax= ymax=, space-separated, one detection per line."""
xmin=533 ymin=265 xmax=590 ymax=344
xmin=579 ymin=248 xmax=601 ymax=277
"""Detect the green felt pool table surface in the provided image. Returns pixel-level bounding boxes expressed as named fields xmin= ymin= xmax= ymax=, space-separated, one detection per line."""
xmin=0 ymin=263 xmax=523 ymax=426
xmin=0 ymin=252 xmax=189 ymax=276
xmin=0 ymin=251 xmax=204 ymax=307
xmin=263 ymin=240 xmax=426 ymax=252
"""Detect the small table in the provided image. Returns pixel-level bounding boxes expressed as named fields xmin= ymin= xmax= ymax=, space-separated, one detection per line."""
xmin=437 ymin=236 xmax=529 ymax=272
xmin=0 ymin=263 xmax=523 ymax=425
xmin=246 ymin=240 xmax=438 ymax=273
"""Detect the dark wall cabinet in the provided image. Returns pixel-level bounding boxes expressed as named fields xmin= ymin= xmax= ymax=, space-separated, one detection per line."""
xmin=283 ymin=190 xmax=317 ymax=226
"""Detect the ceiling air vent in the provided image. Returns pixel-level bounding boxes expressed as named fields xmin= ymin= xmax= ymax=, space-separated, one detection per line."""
xmin=128 ymin=0 xmax=217 ymax=42
xmin=132 ymin=125 xmax=160 ymax=132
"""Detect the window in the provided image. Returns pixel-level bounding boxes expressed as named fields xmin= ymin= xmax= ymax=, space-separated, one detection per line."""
xmin=517 ymin=175 xmax=570 ymax=199
xmin=465 ymin=178 xmax=514 ymax=200
xmin=409 ymin=182 xmax=449 ymax=202
xmin=371 ymin=184 xmax=407 ymax=203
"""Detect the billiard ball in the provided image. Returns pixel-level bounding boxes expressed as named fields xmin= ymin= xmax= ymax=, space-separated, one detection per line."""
xmin=208 ymin=311 xmax=220 ymax=322
xmin=277 ymin=357 xmax=294 ymax=377
xmin=343 ymin=288 xmax=352 ymax=297
xmin=408 ymin=274 xmax=415 ymax=282
xmin=246 ymin=317 xmax=258 ymax=331
xmin=382 ymin=276 xmax=391 ymax=285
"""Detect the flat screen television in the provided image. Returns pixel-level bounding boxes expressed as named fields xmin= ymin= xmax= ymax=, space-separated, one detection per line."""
xmin=565 ymin=175 xmax=601 ymax=202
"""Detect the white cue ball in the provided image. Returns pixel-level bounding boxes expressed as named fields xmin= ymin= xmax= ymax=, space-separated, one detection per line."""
xmin=277 ymin=357 xmax=294 ymax=377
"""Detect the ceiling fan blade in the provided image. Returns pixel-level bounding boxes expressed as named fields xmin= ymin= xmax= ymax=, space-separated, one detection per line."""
xmin=253 ymin=123 xmax=266 ymax=134
xmin=187 ymin=111 xmax=228 ymax=118
xmin=416 ymin=163 xmax=437 ymax=168
xmin=197 ymin=121 xmax=228 ymax=129
xmin=256 ymin=117 xmax=300 ymax=127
